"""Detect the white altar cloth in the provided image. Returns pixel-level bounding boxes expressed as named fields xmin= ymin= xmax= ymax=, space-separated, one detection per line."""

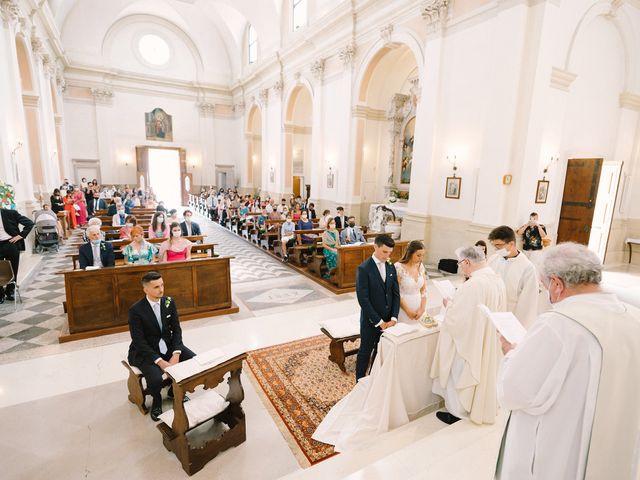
xmin=312 ymin=325 xmax=441 ymax=452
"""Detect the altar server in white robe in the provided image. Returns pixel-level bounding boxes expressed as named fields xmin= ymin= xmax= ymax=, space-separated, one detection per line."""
xmin=496 ymin=243 xmax=640 ymax=480
xmin=431 ymin=245 xmax=507 ymax=425
xmin=487 ymin=225 xmax=539 ymax=329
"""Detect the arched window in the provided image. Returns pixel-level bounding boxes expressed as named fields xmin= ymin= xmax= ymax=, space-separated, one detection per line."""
xmin=292 ymin=0 xmax=307 ymax=31
xmin=248 ymin=24 xmax=257 ymax=64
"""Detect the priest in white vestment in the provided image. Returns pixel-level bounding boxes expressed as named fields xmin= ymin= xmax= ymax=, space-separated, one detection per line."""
xmin=496 ymin=243 xmax=640 ymax=480
xmin=488 ymin=225 xmax=539 ymax=329
xmin=431 ymin=246 xmax=507 ymax=425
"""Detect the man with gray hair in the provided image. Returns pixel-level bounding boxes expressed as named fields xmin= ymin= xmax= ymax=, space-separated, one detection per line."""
xmin=78 ymin=225 xmax=115 ymax=269
xmin=496 ymin=243 xmax=640 ymax=480
xmin=431 ymin=245 xmax=507 ymax=425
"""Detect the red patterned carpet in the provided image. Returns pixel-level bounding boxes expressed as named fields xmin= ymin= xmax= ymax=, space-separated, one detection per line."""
xmin=246 ymin=335 xmax=359 ymax=467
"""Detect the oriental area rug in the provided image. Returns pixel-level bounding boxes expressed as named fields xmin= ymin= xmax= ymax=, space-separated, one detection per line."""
xmin=245 ymin=335 xmax=359 ymax=467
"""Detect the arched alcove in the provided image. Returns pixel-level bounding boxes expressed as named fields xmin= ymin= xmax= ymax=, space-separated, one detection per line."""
xmin=15 ymin=36 xmax=45 ymax=187
xmin=246 ymin=104 xmax=262 ymax=190
xmin=284 ymin=84 xmax=313 ymax=197
xmin=353 ymin=43 xmax=419 ymax=209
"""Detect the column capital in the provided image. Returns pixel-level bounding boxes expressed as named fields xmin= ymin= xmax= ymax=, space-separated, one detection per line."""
xmin=309 ymin=58 xmax=326 ymax=83
xmin=1 ymin=0 xmax=20 ymax=25
xmin=620 ymin=92 xmax=640 ymax=111
xmin=90 ymin=86 xmax=114 ymax=105
xmin=197 ymin=102 xmax=215 ymax=117
xmin=550 ymin=66 xmax=577 ymax=92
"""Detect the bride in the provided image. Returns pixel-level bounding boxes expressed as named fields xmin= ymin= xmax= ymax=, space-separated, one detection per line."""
xmin=395 ymin=240 xmax=427 ymax=323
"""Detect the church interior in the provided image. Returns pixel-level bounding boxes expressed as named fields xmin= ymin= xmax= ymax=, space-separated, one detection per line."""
xmin=1 ymin=0 xmax=640 ymax=478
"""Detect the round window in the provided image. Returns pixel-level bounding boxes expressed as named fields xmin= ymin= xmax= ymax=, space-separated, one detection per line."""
xmin=138 ymin=34 xmax=170 ymax=66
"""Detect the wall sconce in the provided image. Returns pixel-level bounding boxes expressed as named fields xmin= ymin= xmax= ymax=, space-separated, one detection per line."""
xmin=542 ymin=156 xmax=559 ymax=180
xmin=447 ymin=155 xmax=458 ymax=177
xmin=327 ymin=166 xmax=335 ymax=189
xmin=10 ymin=140 xmax=23 ymax=183
xmin=11 ymin=140 xmax=23 ymax=157
xmin=269 ymin=166 xmax=275 ymax=183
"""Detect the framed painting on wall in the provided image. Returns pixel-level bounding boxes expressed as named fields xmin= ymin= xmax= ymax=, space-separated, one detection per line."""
xmin=445 ymin=176 xmax=461 ymax=199
xmin=535 ymin=180 xmax=549 ymax=204
xmin=145 ymin=108 xmax=173 ymax=142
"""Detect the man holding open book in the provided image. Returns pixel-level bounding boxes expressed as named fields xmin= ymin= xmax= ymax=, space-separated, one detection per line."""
xmin=430 ymin=245 xmax=507 ymax=425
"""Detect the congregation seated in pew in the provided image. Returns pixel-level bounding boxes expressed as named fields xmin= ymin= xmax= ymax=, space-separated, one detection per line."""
xmin=118 ymin=215 xmax=138 ymax=240
xmin=321 ymin=218 xmax=340 ymax=279
xmin=112 ymin=206 xmax=128 ymax=226
xmin=297 ymin=211 xmax=316 ymax=243
xmin=340 ymin=216 xmax=366 ymax=245
xmin=79 ymin=225 xmax=115 ymax=269
xmin=149 ymin=211 xmax=169 ymax=239
xmin=158 ymin=222 xmax=192 ymax=263
xmin=179 ymin=209 xmax=201 ymax=236
xmin=123 ymin=226 xmax=158 ymax=265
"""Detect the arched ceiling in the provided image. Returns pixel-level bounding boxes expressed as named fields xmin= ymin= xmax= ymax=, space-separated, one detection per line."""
xmin=49 ymin=0 xmax=286 ymax=83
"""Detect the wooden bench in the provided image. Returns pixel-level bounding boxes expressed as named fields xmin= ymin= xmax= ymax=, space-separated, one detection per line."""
xmin=308 ymin=253 xmax=327 ymax=277
xmin=320 ymin=328 xmax=360 ymax=373
xmin=121 ymin=360 xmax=171 ymax=415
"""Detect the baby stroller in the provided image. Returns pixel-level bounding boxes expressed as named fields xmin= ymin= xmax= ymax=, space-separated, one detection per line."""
xmin=33 ymin=211 xmax=60 ymax=253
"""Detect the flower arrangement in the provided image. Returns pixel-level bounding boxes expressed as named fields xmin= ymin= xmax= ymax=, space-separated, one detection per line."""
xmin=0 ymin=181 xmax=16 ymax=209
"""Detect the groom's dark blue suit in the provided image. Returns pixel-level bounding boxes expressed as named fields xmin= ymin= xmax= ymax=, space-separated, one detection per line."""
xmin=355 ymin=256 xmax=400 ymax=380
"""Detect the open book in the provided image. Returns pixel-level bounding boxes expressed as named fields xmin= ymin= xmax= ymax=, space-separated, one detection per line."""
xmin=478 ymin=304 xmax=527 ymax=344
xmin=433 ymin=279 xmax=456 ymax=300
xmin=384 ymin=322 xmax=420 ymax=337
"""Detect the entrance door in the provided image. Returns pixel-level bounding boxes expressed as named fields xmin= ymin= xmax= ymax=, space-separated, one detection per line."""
xmin=292 ymin=176 xmax=301 ymax=197
xmin=588 ymin=162 xmax=623 ymax=261
xmin=136 ymin=146 xmax=187 ymax=207
xmin=557 ymin=158 xmax=603 ymax=245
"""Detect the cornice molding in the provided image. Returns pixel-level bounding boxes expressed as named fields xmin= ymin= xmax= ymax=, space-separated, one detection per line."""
xmin=620 ymin=92 xmax=640 ymax=111
xmin=550 ymin=66 xmax=577 ymax=92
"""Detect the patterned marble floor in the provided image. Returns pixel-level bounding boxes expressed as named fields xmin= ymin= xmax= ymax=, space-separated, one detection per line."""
xmin=0 ymin=212 xmax=296 ymax=355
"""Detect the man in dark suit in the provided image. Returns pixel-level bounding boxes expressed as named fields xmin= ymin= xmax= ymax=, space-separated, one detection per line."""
xmin=334 ymin=206 xmax=347 ymax=229
xmin=78 ymin=225 xmax=115 ymax=269
xmin=355 ymin=234 xmax=400 ymax=380
xmin=180 ymin=209 xmax=201 ymax=237
xmin=0 ymin=208 xmax=34 ymax=302
xmin=127 ymin=271 xmax=196 ymax=421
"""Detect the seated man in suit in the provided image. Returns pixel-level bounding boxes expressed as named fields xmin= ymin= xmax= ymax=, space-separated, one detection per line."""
xmin=180 ymin=209 xmax=201 ymax=237
xmin=0 ymin=207 xmax=34 ymax=303
xmin=127 ymin=271 xmax=196 ymax=421
xmin=334 ymin=206 xmax=347 ymax=229
xmin=355 ymin=234 xmax=400 ymax=380
xmin=340 ymin=216 xmax=366 ymax=245
xmin=78 ymin=225 xmax=115 ymax=269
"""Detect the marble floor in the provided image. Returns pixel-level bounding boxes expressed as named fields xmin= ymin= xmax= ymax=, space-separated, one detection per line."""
xmin=1 ymin=213 xmax=639 ymax=479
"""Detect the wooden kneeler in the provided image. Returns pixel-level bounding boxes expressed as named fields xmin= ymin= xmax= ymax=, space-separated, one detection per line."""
xmin=157 ymin=353 xmax=248 ymax=476
xmin=320 ymin=328 xmax=360 ymax=373
xmin=121 ymin=360 xmax=171 ymax=415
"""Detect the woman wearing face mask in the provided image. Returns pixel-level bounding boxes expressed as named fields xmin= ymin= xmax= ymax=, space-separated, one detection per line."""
xmin=148 ymin=212 xmax=169 ymax=239
xmin=321 ymin=219 xmax=340 ymax=279
xmin=159 ymin=222 xmax=192 ymax=262
xmin=123 ymin=226 xmax=157 ymax=265
xmin=118 ymin=215 xmax=138 ymax=240
xmin=297 ymin=211 xmax=316 ymax=244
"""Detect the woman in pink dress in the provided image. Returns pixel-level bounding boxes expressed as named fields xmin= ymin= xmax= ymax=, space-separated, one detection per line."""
xmin=159 ymin=222 xmax=192 ymax=262
xmin=72 ymin=187 xmax=88 ymax=226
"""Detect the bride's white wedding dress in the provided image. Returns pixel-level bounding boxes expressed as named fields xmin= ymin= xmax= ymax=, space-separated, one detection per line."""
xmin=396 ymin=262 xmax=426 ymax=324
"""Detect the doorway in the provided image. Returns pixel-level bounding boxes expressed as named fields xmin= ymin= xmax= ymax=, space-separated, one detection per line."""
xmin=587 ymin=162 xmax=623 ymax=261
xmin=557 ymin=158 xmax=603 ymax=246
xmin=148 ymin=148 xmax=181 ymax=209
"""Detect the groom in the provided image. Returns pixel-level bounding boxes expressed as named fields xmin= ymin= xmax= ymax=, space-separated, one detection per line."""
xmin=355 ymin=234 xmax=400 ymax=380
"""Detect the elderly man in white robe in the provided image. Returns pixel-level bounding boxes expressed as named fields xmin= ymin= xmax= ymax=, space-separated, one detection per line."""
xmin=431 ymin=245 xmax=507 ymax=425
xmin=496 ymin=243 xmax=640 ymax=480
xmin=487 ymin=225 xmax=539 ymax=329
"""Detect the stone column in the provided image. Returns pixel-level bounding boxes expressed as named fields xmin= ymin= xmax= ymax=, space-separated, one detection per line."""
xmin=91 ymin=86 xmax=114 ymax=183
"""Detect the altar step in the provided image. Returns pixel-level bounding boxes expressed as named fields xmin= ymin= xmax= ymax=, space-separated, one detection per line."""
xmin=281 ymin=410 xmax=508 ymax=480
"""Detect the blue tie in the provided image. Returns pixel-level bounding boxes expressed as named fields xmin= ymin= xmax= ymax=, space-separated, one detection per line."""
xmin=152 ymin=302 xmax=168 ymax=354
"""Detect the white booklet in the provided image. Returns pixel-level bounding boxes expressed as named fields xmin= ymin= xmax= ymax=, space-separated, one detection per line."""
xmin=384 ymin=322 xmax=420 ymax=337
xmin=433 ymin=279 xmax=456 ymax=300
xmin=478 ymin=304 xmax=527 ymax=344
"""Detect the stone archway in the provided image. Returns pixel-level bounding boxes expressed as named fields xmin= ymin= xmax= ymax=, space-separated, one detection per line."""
xmin=284 ymin=84 xmax=313 ymax=199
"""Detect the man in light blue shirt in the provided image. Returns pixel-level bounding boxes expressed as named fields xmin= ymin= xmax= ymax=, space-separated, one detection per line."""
xmin=340 ymin=216 xmax=365 ymax=245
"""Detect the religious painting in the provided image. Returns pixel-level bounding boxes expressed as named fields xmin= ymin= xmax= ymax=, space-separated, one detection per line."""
xmin=445 ymin=176 xmax=461 ymax=199
xmin=503 ymin=174 xmax=513 ymax=185
xmin=535 ymin=179 xmax=549 ymax=204
xmin=400 ymin=117 xmax=415 ymax=184
xmin=145 ymin=108 xmax=173 ymax=142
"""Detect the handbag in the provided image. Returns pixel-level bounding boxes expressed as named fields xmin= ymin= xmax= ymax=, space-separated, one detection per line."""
xmin=73 ymin=204 xmax=81 ymax=211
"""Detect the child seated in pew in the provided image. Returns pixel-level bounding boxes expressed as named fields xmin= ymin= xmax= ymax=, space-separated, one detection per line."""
xmin=158 ymin=222 xmax=192 ymax=263
xmin=123 ymin=226 xmax=157 ymax=265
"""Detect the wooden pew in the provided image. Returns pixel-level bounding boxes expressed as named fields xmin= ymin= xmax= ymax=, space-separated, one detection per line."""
xmin=60 ymin=257 xmax=238 ymax=342
xmin=330 ymin=241 xmax=409 ymax=289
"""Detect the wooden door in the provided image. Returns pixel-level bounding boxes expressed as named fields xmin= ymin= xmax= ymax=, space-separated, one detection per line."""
xmin=557 ymin=158 xmax=603 ymax=245
xmin=293 ymin=176 xmax=301 ymax=197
